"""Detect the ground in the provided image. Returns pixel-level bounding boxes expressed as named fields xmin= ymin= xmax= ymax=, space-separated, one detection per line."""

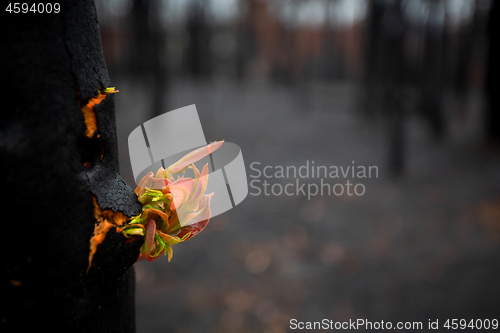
xmin=114 ymin=77 xmax=500 ymax=333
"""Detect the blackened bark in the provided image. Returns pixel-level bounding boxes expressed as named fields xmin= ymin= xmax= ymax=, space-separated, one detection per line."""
xmin=0 ymin=1 xmax=142 ymax=331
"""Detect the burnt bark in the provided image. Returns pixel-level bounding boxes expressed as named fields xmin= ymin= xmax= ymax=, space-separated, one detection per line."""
xmin=0 ymin=1 xmax=142 ymax=331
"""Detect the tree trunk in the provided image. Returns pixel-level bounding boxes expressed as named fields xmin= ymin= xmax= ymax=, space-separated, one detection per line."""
xmin=486 ymin=0 xmax=500 ymax=143
xmin=1 ymin=1 xmax=143 ymax=331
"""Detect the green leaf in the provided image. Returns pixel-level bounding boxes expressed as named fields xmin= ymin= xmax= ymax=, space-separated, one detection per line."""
xmin=180 ymin=232 xmax=191 ymax=241
xmin=129 ymin=215 xmax=143 ymax=224
xmin=152 ymin=232 xmax=167 ymax=257
xmin=124 ymin=228 xmax=144 ymax=236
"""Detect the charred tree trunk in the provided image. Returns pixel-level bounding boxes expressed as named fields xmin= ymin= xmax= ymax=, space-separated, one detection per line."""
xmin=361 ymin=0 xmax=385 ymax=117
xmin=130 ymin=0 xmax=150 ymax=78
xmin=379 ymin=0 xmax=406 ymax=176
xmin=420 ymin=0 xmax=445 ymax=140
xmin=129 ymin=0 xmax=167 ymax=118
xmin=1 ymin=1 xmax=142 ymax=331
xmin=486 ymin=0 xmax=500 ymax=143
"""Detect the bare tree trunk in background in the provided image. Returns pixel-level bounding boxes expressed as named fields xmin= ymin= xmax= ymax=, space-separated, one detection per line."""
xmin=149 ymin=1 xmax=167 ymax=117
xmin=185 ymin=2 xmax=212 ymax=79
xmin=131 ymin=0 xmax=150 ymax=78
xmin=420 ymin=0 xmax=445 ymax=139
xmin=1 ymin=1 xmax=142 ymax=331
xmin=486 ymin=0 xmax=500 ymax=143
xmin=130 ymin=0 xmax=168 ymax=117
xmin=362 ymin=0 xmax=385 ymax=117
xmin=380 ymin=0 xmax=406 ymax=176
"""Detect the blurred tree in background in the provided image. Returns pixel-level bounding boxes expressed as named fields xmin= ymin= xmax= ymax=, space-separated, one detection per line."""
xmin=97 ymin=0 xmax=494 ymax=175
